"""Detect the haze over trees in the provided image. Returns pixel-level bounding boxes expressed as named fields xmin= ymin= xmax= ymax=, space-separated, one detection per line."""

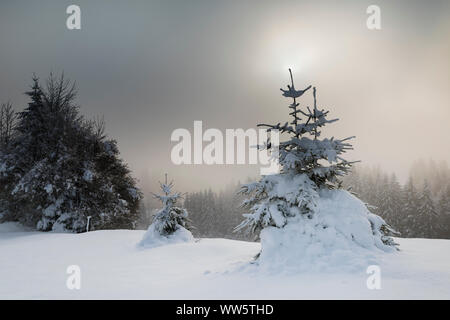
xmin=342 ymin=160 xmax=450 ymax=239
xmin=170 ymin=159 xmax=450 ymax=242
xmin=1 ymin=73 xmax=448 ymax=241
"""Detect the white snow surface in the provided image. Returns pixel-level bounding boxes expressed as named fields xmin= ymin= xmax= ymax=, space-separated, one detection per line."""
xmin=0 ymin=225 xmax=450 ymax=299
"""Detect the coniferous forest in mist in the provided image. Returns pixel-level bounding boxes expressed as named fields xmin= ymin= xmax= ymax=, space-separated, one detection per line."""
xmin=1 ymin=76 xmax=449 ymax=240
xmin=136 ymin=160 xmax=450 ymax=241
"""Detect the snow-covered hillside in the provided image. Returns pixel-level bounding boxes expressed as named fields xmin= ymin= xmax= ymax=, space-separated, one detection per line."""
xmin=1 ymin=223 xmax=449 ymax=299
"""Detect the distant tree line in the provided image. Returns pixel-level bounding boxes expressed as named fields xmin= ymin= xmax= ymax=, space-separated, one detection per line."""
xmin=138 ymin=159 xmax=450 ymax=241
xmin=138 ymin=180 xmax=252 ymax=241
xmin=0 ymin=74 xmax=141 ymax=232
xmin=183 ymin=185 xmax=251 ymax=240
xmin=342 ymin=161 xmax=450 ymax=239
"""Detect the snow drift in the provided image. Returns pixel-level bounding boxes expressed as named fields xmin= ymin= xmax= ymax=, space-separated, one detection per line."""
xmin=138 ymin=224 xmax=194 ymax=248
xmin=1 ymin=227 xmax=449 ymax=299
xmin=252 ymin=189 xmax=396 ymax=273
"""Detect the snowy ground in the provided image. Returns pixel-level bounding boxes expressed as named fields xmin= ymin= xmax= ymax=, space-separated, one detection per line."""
xmin=0 ymin=222 xmax=449 ymax=299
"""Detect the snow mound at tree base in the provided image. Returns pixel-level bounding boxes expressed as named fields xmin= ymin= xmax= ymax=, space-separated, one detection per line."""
xmin=138 ymin=225 xmax=194 ymax=249
xmin=256 ymin=189 xmax=396 ymax=273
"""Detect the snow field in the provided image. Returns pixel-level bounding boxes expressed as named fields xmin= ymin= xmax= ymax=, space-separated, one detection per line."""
xmin=1 ymin=225 xmax=449 ymax=299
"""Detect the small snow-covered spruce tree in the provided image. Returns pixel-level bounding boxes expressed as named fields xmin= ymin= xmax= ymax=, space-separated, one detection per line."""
xmin=235 ymin=69 xmax=396 ymax=254
xmin=149 ymin=175 xmax=192 ymax=237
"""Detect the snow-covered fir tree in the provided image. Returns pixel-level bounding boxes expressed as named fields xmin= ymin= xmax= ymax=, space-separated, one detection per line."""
xmin=0 ymin=74 xmax=141 ymax=232
xmin=401 ymin=177 xmax=419 ymax=237
xmin=377 ymin=174 xmax=390 ymax=217
xmin=236 ymin=70 xmax=352 ymax=233
xmin=139 ymin=175 xmax=193 ymax=247
xmin=0 ymin=102 xmax=17 ymax=219
xmin=184 ymin=191 xmax=209 ymax=236
xmin=368 ymin=172 xmax=385 ymax=217
xmin=414 ymin=180 xmax=439 ymax=238
xmin=437 ymin=184 xmax=450 ymax=238
xmin=0 ymin=102 xmax=17 ymax=151
xmin=378 ymin=174 xmax=403 ymax=234
xmin=235 ymin=69 xmax=396 ymax=269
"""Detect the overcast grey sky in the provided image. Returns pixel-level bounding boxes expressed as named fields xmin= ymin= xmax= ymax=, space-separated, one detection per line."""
xmin=1 ymin=0 xmax=449 ymax=192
